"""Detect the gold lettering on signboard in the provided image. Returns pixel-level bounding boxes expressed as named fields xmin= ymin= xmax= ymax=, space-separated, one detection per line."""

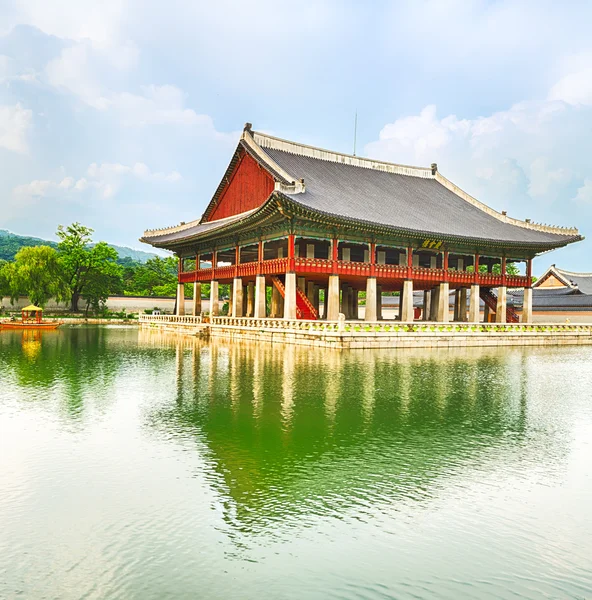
xmin=421 ymin=239 xmax=443 ymax=250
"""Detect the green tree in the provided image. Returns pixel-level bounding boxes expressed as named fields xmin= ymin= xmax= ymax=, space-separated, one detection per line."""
xmin=57 ymin=223 xmax=122 ymax=312
xmin=3 ymin=246 xmax=67 ymax=307
xmin=124 ymin=256 xmax=178 ymax=296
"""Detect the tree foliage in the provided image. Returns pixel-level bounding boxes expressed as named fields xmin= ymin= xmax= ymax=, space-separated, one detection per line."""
xmin=3 ymin=246 xmax=68 ymax=307
xmin=57 ymin=223 xmax=122 ymax=312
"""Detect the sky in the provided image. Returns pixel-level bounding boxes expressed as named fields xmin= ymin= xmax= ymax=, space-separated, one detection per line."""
xmin=1 ymin=0 xmax=591 ymax=274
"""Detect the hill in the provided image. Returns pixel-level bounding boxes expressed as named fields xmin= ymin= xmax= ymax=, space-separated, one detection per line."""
xmin=0 ymin=229 xmax=158 ymax=263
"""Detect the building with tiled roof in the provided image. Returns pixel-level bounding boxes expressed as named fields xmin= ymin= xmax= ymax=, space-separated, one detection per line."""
xmin=141 ymin=124 xmax=583 ymax=323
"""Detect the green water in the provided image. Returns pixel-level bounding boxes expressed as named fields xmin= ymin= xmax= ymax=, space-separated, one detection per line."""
xmin=1 ymin=327 xmax=591 ymax=599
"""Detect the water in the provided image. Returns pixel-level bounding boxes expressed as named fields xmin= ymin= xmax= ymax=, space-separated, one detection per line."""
xmin=1 ymin=327 xmax=591 ymax=600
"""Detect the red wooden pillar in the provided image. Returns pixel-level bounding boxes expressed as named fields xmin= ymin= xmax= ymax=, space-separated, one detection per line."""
xmin=257 ymin=241 xmax=263 ymax=274
xmin=177 ymin=256 xmax=182 ymax=283
xmin=407 ymin=246 xmax=413 ymax=279
xmin=195 ymin=253 xmax=200 ymax=283
xmin=212 ymin=250 xmax=217 ymax=279
xmin=443 ymin=251 xmax=449 ymax=281
xmin=331 ymin=237 xmax=339 ymax=274
xmin=370 ymin=242 xmax=376 ymax=277
xmin=474 ymin=253 xmax=480 ymax=284
xmin=526 ymin=258 xmax=532 ymax=286
xmin=288 ymin=234 xmax=295 ymax=272
xmin=235 ymin=245 xmax=240 ymax=277
xmin=501 ymin=256 xmax=507 ymax=286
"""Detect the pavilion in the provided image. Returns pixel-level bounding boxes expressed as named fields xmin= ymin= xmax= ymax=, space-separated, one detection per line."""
xmin=140 ymin=124 xmax=582 ymax=324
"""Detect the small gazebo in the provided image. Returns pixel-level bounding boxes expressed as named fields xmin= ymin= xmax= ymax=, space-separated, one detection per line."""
xmin=21 ymin=304 xmax=43 ymax=324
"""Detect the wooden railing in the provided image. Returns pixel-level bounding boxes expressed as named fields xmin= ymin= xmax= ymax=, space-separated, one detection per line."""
xmin=180 ymin=260 xmax=530 ymax=288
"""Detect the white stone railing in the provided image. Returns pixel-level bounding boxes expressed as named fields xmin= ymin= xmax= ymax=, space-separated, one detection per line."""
xmin=139 ymin=314 xmax=203 ymax=325
xmin=210 ymin=316 xmax=592 ymax=335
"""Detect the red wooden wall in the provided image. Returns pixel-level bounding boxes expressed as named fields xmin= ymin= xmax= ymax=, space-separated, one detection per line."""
xmin=206 ymin=152 xmax=275 ymax=222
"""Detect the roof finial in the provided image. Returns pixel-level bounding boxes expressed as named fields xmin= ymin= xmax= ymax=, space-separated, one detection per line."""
xmin=431 ymin=163 xmax=438 ymax=175
xmin=244 ymin=122 xmax=253 ymax=133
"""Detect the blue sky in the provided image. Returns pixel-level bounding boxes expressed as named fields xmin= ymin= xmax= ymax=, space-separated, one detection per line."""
xmin=1 ymin=0 xmax=591 ymax=274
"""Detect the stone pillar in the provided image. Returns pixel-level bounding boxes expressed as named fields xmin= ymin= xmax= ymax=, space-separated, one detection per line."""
xmin=352 ymin=289 xmax=359 ymax=319
xmin=523 ymin=287 xmax=533 ymax=323
xmin=246 ymin=281 xmax=255 ymax=317
xmin=313 ymin=285 xmax=320 ymax=316
xmin=423 ymin=290 xmax=431 ymax=320
xmin=176 ymin=283 xmax=185 ymax=316
xmin=496 ymin=286 xmax=507 ymax=323
xmin=469 ymin=284 xmax=480 ymax=323
xmin=365 ymin=277 xmax=377 ymax=321
xmin=430 ymin=287 xmax=439 ymax=321
xmin=430 ymin=256 xmax=437 ymax=269
xmin=327 ymin=275 xmax=340 ymax=320
xmin=459 ymin=288 xmax=468 ymax=322
xmin=210 ymin=280 xmax=219 ymax=316
xmin=376 ymin=284 xmax=383 ymax=320
xmin=341 ymin=284 xmax=351 ymax=319
xmin=401 ymin=279 xmax=414 ymax=322
xmin=306 ymin=244 xmax=315 ymax=259
xmin=232 ymin=278 xmax=244 ymax=317
xmin=192 ymin=282 xmax=201 ymax=316
xmin=484 ymin=303 xmax=491 ymax=323
xmin=453 ymin=289 xmax=461 ymax=321
xmin=342 ymin=247 xmax=351 ymax=262
xmin=254 ymin=275 xmax=266 ymax=318
xmin=437 ymin=282 xmax=449 ymax=322
xmin=297 ymin=277 xmax=306 ymax=294
xmin=307 ymin=281 xmax=315 ymax=305
xmin=228 ymin=281 xmax=233 ymax=316
xmin=284 ymin=272 xmax=297 ymax=320
xmin=271 ymin=284 xmax=280 ymax=317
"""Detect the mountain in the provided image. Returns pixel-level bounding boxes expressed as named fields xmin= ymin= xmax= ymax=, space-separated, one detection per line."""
xmin=0 ymin=230 xmax=158 ymax=263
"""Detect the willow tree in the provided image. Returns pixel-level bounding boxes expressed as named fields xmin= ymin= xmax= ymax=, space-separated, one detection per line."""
xmin=57 ymin=223 xmax=122 ymax=312
xmin=4 ymin=245 xmax=68 ymax=307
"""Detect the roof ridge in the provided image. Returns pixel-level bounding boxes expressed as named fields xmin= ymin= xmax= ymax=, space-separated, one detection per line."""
xmin=434 ymin=173 xmax=580 ymax=237
xmin=555 ymin=267 xmax=592 ymax=277
xmin=251 ymin=129 xmax=434 ymax=179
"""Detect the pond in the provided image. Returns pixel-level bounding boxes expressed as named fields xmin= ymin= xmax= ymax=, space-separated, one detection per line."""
xmin=1 ymin=326 xmax=591 ymax=599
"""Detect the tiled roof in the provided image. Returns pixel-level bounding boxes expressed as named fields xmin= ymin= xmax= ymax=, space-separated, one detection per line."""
xmin=264 ymin=146 xmax=578 ymax=246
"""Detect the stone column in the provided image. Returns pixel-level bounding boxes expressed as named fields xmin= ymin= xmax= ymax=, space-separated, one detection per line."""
xmin=401 ymin=279 xmax=414 ymax=322
xmin=228 ymin=281 xmax=233 ymax=316
xmin=297 ymin=277 xmax=306 ymax=294
xmin=313 ymin=285 xmax=320 ymax=316
xmin=307 ymin=281 xmax=315 ymax=305
xmin=284 ymin=272 xmax=297 ymax=320
xmin=352 ymin=289 xmax=359 ymax=320
xmin=271 ymin=284 xmax=280 ymax=317
xmin=459 ymin=288 xmax=468 ymax=322
xmin=453 ymin=289 xmax=461 ymax=321
xmin=340 ymin=284 xmax=349 ymax=319
xmin=437 ymin=282 xmax=449 ymax=322
xmin=468 ymin=284 xmax=480 ymax=323
xmin=376 ymin=284 xmax=383 ymax=320
xmin=523 ymin=287 xmax=533 ymax=323
xmin=483 ymin=303 xmax=491 ymax=323
xmin=232 ymin=277 xmax=244 ymax=317
xmin=176 ymin=283 xmax=185 ymax=316
xmin=246 ymin=281 xmax=255 ymax=317
xmin=423 ymin=290 xmax=431 ymax=320
xmin=254 ymin=275 xmax=266 ymax=318
xmin=210 ymin=280 xmax=219 ymax=316
xmin=327 ymin=275 xmax=340 ymax=320
xmin=496 ymin=286 xmax=507 ymax=323
xmin=365 ymin=277 xmax=377 ymax=321
xmin=430 ymin=287 xmax=439 ymax=321
xmin=192 ymin=283 xmax=201 ymax=316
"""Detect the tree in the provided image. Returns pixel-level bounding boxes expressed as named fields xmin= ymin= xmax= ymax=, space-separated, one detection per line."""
xmin=3 ymin=246 xmax=68 ymax=307
xmin=57 ymin=223 xmax=122 ymax=312
xmin=124 ymin=256 xmax=178 ymax=297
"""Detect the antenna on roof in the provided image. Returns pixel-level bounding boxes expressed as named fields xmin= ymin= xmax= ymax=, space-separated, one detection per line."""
xmin=353 ymin=110 xmax=358 ymax=156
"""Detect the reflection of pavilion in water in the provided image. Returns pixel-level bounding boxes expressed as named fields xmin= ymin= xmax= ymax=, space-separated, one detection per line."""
xmin=144 ymin=330 xmax=543 ymax=534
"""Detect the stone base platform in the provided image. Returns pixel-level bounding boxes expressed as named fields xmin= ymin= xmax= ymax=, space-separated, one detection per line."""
xmin=139 ymin=315 xmax=592 ymax=350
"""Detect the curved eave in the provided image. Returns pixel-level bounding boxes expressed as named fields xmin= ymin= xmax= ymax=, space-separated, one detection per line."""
xmin=277 ymin=193 xmax=583 ymax=253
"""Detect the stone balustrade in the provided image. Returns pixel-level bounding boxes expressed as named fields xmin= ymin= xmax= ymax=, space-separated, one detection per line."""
xmin=139 ymin=314 xmax=203 ymax=325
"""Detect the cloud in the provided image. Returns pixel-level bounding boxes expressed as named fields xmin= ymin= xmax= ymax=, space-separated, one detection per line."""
xmin=573 ymin=179 xmax=592 ymax=205
xmin=365 ymin=72 xmax=592 ymax=225
xmin=13 ymin=161 xmax=182 ymax=198
xmin=0 ymin=103 xmax=33 ymax=153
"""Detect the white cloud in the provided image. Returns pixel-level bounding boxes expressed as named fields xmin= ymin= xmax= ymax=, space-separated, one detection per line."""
xmin=366 ymin=73 xmax=592 ymax=223
xmin=549 ymin=67 xmax=592 ymax=106
xmin=0 ymin=103 xmax=33 ymax=153
xmin=573 ymin=179 xmax=592 ymax=205
xmin=13 ymin=161 xmax=182 ymax=198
